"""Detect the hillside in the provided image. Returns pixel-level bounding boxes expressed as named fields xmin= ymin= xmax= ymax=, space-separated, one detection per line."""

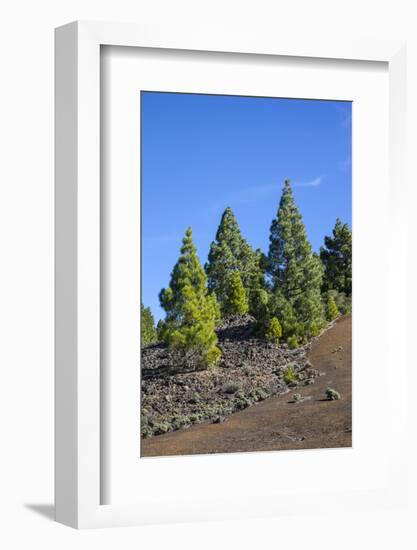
xmin=141 ymin=315 xmax=351 ymax=455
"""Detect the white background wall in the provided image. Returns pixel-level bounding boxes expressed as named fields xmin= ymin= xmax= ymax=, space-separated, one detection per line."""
xmin=0 ymin=0 xmax=416 ymax=548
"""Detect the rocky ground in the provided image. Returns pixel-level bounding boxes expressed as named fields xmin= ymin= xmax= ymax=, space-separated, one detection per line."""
xmin=141 ymin=315 xmax=328 ymax=438
xmin=142 ymin=315 xmax=352 ymax=457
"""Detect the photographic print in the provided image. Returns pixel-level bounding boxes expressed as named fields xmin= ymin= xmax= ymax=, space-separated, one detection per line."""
xmin=140 ymin=92 xmax=352 ymax=457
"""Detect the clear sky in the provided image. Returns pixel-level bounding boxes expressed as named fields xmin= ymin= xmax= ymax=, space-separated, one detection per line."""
xmin=141 ymin=91 xmax=352 ymax=321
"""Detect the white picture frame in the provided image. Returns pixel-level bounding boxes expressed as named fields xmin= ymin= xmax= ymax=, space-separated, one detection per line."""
xmin=55 ymin=21 xmax=408 ymax=529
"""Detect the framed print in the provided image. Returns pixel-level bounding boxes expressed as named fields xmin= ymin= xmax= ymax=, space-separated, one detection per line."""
xmin=55 ymin=21 xmax=408 ymax=528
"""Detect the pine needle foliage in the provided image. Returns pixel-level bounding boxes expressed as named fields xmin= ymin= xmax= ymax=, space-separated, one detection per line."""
xmin=159 ymin=227 xmax=221 ymax=368
xmin=224 ymin=270 xmax=249 ymax=315
xmin=205 ymin=207 xmax=265 ymax=316
xmin=265 ymin=317 xmax=282 ymax=343
xmin=326 ymin=295 xmax=339 ymax=321
xmin=320 ymin=218 xmax=352 ymax=296
xmin=141 ymin=303 xmax=157 ymax=346
xmin=287 ymin=335 xmax=299 ymax=349
xmin=267 ymin=180 xmax=325 ymax=338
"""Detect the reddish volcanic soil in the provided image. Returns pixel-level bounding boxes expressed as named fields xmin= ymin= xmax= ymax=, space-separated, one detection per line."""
xmin=141 ymin=315 xmax=352 ymax=457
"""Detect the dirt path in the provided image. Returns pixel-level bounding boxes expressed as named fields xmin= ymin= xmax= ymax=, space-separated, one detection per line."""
xmin=141 ymin=315 xmax=352 ymax=457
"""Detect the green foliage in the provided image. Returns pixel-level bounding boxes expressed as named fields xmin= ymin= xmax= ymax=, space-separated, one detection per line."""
xmin=326 ymin=387 xmax=341 ymax=400
xmin=309 ymin=322 xmax=321 ymax=337
xmin=267 ymin=180 xmax=325 ymax=339
xmin=268 ymin=290 xmax=301 ymax=338
xmin=156 ymin=319 xmax=166 ymax=340
xmin=159 ymin=227 xmax=221 ymax=368
xmin=154 ymin=423 xmax=170 ymax=435
xmin=265 ymin=317 xmax=282 ymax=343
xmin=141 ymin=303 xmax=157 ymax=346
xmin=283 ymin=365 xmax=298 ymax=384
xmin=287 ymin=335 xmax=299 ymax=349
xmin=205 ymin=207 xmax=265 ymax=316
xmin=223 ymin=270 xmax=249 ymax=315
xmin=320 ymin=218 xmax=352 ymax=296
xmin=250 ymin=288 xmax=271 ymax=334
xmin=249 ymin=388 xmax=269 ymax=402
xmin=337 ymin=292 xmax=351 ymax=315
xmin=293 ymin=393 xmax=302 ymax=402
xmin=150 ymin=180 xmax=349 ymax=368
xmin=326 ymin=295 xmax=339 ymax=321
xmin=334 ymin=290 xmax=351 ymax=315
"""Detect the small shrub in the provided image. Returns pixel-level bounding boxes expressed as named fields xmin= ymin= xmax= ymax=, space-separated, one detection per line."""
xmin=251 ymin=391 xmax=260 ymax=402
xmin=283 ymin=365 xmax=298 ymax=385
xmin=265 ymin=317 xmax=282 ymax=343
xmin=153 ymin=423 xmax=170 ymax=435
xmin=141 ymin=425 xmax=153 ymax=438
xmin=234 ymin=396 xmax=252 ymax=410
xmin=293 ymin=393 xmax=302 ymax=402
xmin=141 ymin=414 xmax=149 ymax=427
xmin=326 ymin=387 xmax=341 ymax=400
xmin=172 ymin=416 xmax=192 ymax=430
xmin=222 ymin=381 xmax=242 ymax=394
xmin=249 ymin=388 xmax=269 ymax=402
xmin=287 ymin=335 xmax=299 ymax=349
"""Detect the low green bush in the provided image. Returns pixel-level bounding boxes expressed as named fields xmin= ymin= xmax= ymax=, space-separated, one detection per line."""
xmin=153 ymin=422 xmax=170 ymax=435
xmin=326 ymin=387 xmax=341 ymax=400
xmin=141 ymin=425 xmax=153 ymax=438
xmin=283 ymin=365 xmax=298 ymax=385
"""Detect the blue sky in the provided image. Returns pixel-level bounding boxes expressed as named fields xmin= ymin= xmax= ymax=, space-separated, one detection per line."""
xmin=141 ymin=92 xmax=352 ymax=321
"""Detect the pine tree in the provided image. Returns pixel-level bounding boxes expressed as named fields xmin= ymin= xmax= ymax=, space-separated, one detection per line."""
xmin=205 ymin=207 xmax=265 ymax=316
xmin=326 ymin=295 xmax=339 ymax=321
xmin=141 ymin=303 xmax=157 ymax=346
xmin=320 ymin=218 xmax=352 ymax=296
xmin=251 ymin=288 xmax=270 ymax=334
xmin=159 ymin=227 xmax=221 ymax=368
xmin=156 ymin=319 xmax=166 ymax=341
xmin=267 ymin=289 xmax=300 ymax=339
xmin=224 ymin=270 xmax=249 ymax=315
xmin=267 ymin=180 xmax=325 ymax=337
xmin=265 ymin=317 xmax=282 ymax=343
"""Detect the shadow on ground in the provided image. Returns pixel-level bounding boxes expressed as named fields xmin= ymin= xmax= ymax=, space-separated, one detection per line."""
xmin=24 ymin=503 xmax=55 ymax=521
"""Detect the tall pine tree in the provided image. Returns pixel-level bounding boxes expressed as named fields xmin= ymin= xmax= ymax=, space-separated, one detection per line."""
xmin=159 ymin=227 xmax=221 ymax=368
xmin=267 ymin=180 xmax=324 ymax=338
xmin=205 ymin=207 xmax=265 ymax=315
xmin=320 ymin=218 xmax=352 ymax=296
